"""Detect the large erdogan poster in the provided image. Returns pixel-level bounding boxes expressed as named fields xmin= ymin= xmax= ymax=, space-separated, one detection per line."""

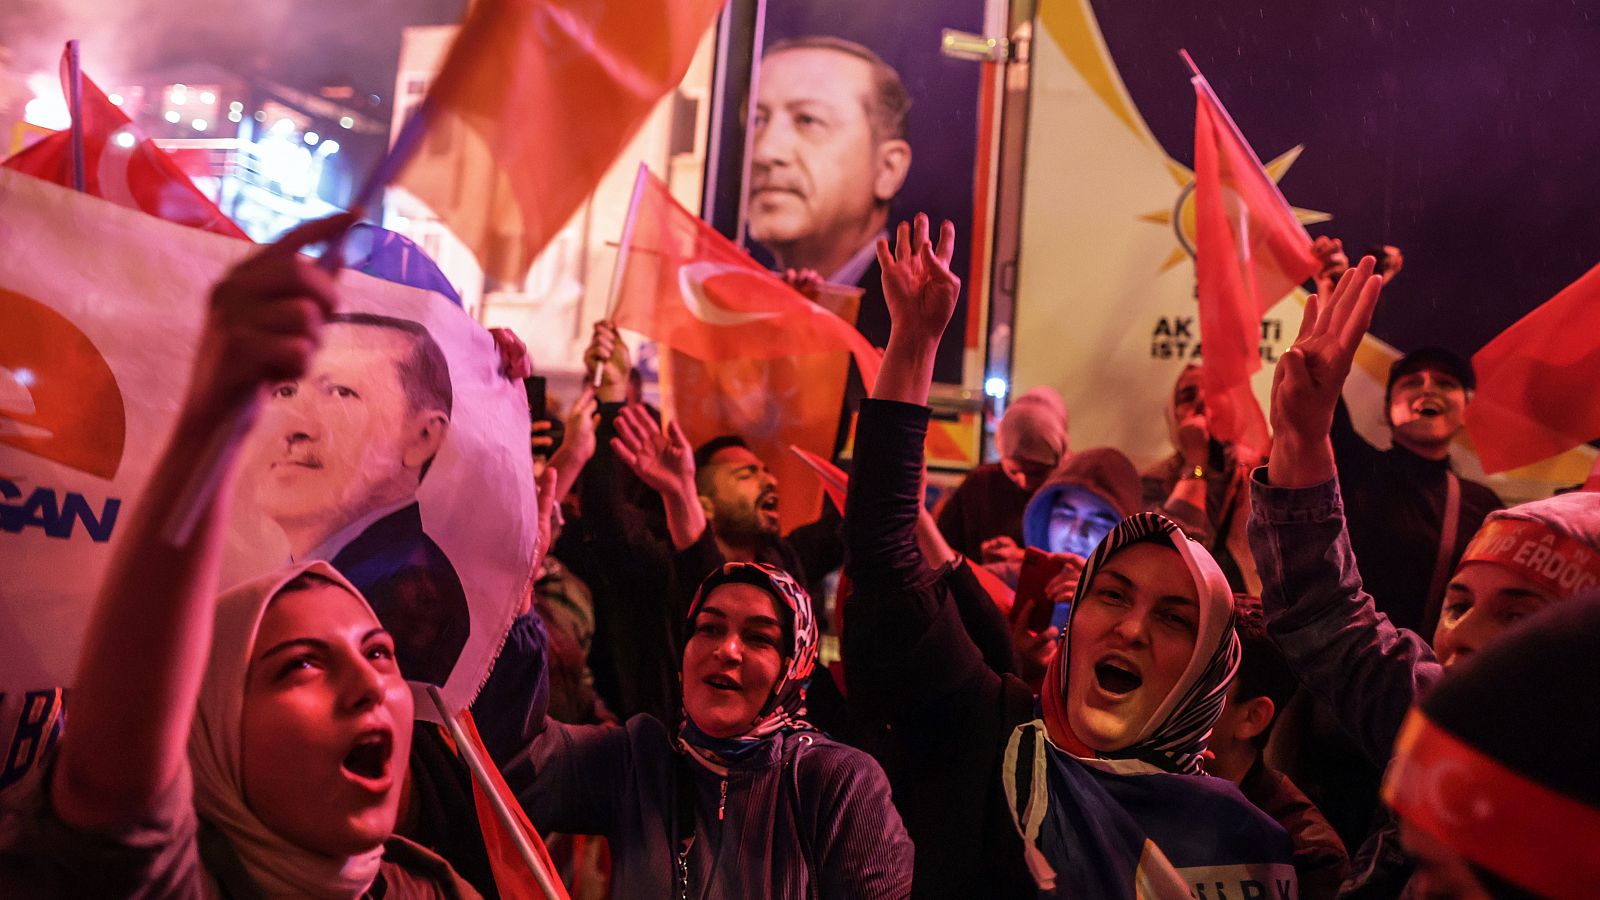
xmin=0 ymin=171 xmax=535 ymax=792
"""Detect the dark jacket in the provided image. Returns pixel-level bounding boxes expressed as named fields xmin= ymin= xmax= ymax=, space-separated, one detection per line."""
xmin=842 ymin=398 xmax=1044 ymax=898
xmin=332 ymin=501 xmax=469 ymax=687
xmin=1331 ymin=400 xmax=1502 ymax=635
xmin=1247 ymin=471 xmax=1445 ymax=897
xmin=935 ymin=463 xmax=1032 ymax=559
xmin=1239 ymin=759 xmax=1349 ymax=900
xmin=499 ymin=597 xmax=914 ymax=899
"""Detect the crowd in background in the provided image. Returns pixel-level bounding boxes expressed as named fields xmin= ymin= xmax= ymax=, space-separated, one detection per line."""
xmin=1 ymin=212 xmax=1596 ymax=900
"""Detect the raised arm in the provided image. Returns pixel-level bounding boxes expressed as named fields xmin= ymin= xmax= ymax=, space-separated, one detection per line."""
xmin=1250 ymin=256 xmax=1439 ymax=762
xmin=610 ymin=402 xmax=707 ymax=552
xmin=55 ymin=215 xmax=352 ymax=832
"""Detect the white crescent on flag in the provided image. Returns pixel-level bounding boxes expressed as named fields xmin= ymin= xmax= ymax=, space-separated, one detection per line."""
xmin=677 ymin=261 xmax=783 ymax=327
xmin=95 ymin=129 xmax=145 ymax=213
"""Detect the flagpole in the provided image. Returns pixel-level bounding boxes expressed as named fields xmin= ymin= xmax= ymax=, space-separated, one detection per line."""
xmin=427 ymin=687 xmax=562 ymax=900
xmin=1178 ymin=48 xmax=1305 ymax=231
xmin=592 ymin=163 xmax=649 ymax=387
xmin=66 ymin=40 xmax=86 ymax=192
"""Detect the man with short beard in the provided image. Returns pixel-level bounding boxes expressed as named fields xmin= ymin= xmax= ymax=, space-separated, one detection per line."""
xmin=686 ymin=434 xmax=842 ymax=603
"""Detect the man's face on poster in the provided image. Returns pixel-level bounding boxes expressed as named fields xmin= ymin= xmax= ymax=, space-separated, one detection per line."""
xmin=748 ymin=46 xmax=911 ymax=275
xmin=250 ymin=324 xmax=448 ymax=544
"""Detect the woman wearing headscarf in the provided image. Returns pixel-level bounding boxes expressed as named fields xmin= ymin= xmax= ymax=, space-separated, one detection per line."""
xmin=935 ymin=386 xmax=1069 ymax=562
xmin=844 ymin=214 xmax=1294 ymax=898
xmin=1 ymin=217 xmax=482 ymax=898
xmin=500 ymin=560 xmax=913 ymax=898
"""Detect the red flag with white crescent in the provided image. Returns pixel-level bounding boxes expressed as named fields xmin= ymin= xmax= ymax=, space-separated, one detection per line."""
xmin=1190 ymin=63 xmax=1316 ymax=458
xmin=611 ymin=171 xmax=882 ymax=387
xmin=2 ymin=47 xmax=249 ymax=240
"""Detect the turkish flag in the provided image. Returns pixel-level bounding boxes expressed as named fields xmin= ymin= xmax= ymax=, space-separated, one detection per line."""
xmin=1191 ymin=70 xmax=1316 ymax=457
xmin=397 ymin=0 xmax=721 ymax=284
xmin=1466 ymin=262 xmax=1600 ymax=473
xmin=2 ymin=47 xmax=249 ymax=240
xmin=611 ymin=169 xmax=883 ymax=387
xmin=659 ymin=280 xmax=861 ymax=535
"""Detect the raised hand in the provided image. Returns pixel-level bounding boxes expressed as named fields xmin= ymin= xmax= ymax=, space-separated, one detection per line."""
xmin=1267 ymin=255 xmax=1384 ymax=487
xmin=980 ymin=535 xmax=1025 ymax=565
xmin=782 ymin=267 xmax=824 ymax=297
xmin=1377 ymin=244 xmax=1404 ymax=282
xmin=871 ymin=213 xmax=960 ymax=405
xmin=1310 ymin=235 xmax=1349 ymax=285
xmin=1177 ymin=414 xmax=1211 ymax=467
xmin=610 ymin=403 xmax=695 ymax=499
xmin=559 ymin=385 xmax=599 ymax=468
xmin=584 ymin=319 xmax=632 ymax=403
xmin=490 ymin=327 xmax=533 ymax=380
xmin=191 ymin=213 xmax=354 ymax=412
xmin=876 ymin=212 xmax=960 ymax=346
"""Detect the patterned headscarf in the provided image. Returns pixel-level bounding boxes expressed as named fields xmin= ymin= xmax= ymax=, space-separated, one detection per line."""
xmin=1039 ymin=512 xmax=1239 ymax=775
xmin=677 ymin=562 xmax=818 ymax=772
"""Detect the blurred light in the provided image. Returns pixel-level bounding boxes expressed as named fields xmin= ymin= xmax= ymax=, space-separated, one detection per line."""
xmin=271 ymin=117 xmax=294 ymax=135
xmin=227 ymin=110 xmax=242 ymax=123
xmin=163 ymin=109 xmax=181 ymax=123
xmin=108 ymin=92 xmax=124 ymax=106
xmin=304 ymin=131 xmax=319 ymax=145
xmin=199 ymin=90 xmax=216 ymax=104
xmin=191 ymin=118 xmax=208 ymax=131
xmin=984 ymin=377 xmax=1009 ymax=399
xmin=174 ymin=83 xmax=187 ymax=91
xmin=13 ymin=367 xmax=35 ymax=387
xmin=23 ymin=73 xmax=70 ymax=129
xmin=254 ymin=110 xmax=266 ymax=122
xmin=320 ymin=139 xmax=340 ymax=155
xmin=229 ymin=100 xmax=243 ymax=112
xmin=112 ymin=130 xmax=137 ymax=149
xmin=339 ymin=115 xmax=354 ymax=129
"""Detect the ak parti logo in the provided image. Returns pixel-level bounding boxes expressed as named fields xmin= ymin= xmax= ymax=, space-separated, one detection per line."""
xmin=0 ymin=288 xmax=126 ymax=480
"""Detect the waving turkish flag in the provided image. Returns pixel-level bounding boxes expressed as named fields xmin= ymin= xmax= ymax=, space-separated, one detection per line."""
xmin=1191 ymin=61 xmax=1316 ymax=457
xmin=610 ymin=168 xmax=881 ymax=387
xmin=1466 ymin=261 xmax=1600 ymax=473
xmin=2 ymin=46 xmax=248 ymax=240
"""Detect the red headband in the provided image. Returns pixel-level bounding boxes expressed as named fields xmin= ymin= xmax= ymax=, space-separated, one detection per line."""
xmin=1457 ymin=518 xmax=1600 ymax=600
xmin=1384 ymin=711 xmax=1600 ymax=899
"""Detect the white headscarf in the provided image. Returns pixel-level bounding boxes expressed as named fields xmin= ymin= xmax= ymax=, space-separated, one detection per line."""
xmin=187 ymin=561 xmax=386 ymax=899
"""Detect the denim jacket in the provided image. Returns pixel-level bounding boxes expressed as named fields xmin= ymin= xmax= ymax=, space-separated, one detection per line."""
xmin=1246 ymin=471 xmax=1442 ymax=767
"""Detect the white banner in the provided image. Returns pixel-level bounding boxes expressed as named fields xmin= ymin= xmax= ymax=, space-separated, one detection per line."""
xmin=0 ymin=170 xmax=535 ymax=718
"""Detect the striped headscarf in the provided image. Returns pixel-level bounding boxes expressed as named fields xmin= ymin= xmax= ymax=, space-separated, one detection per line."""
xmin=678 ymin=562 xmax=819 ymax=772
xmin=1039 ymin=512 xmax=1239 ymax=775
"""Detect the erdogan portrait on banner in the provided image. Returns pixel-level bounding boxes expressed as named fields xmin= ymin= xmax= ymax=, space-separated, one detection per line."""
xmin=244 ymin=312 xmax=468 ymax=686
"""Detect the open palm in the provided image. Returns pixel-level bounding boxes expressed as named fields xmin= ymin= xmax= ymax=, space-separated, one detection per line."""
xmin=611 ymin=403 xmax=694 ymax=496
xmin=876 ymin=213 xmax=960 ymax=343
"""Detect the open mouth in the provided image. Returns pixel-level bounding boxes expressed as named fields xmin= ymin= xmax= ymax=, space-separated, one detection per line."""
xmin=1413 ymin=398 xmax=1446 ymax=418
xmin=704 ymin=673 xmax=741 ymax=693
xmin=341 ymin=729 xmax=393 ymax=783
xmin=1094 ymin=659 xmax=1143 ymax=696
xmin=758 ymin=493 xmax=779 ymax=514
